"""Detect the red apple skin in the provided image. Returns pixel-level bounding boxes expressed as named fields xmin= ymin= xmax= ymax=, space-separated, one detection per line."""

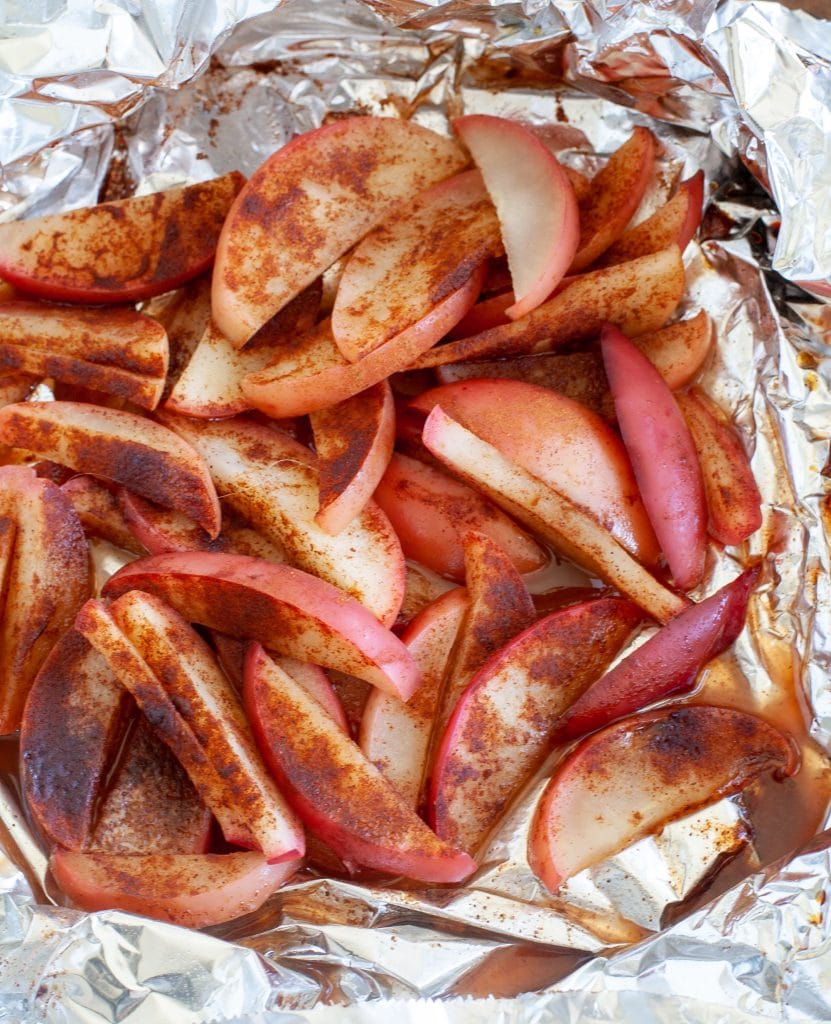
xmin=0 ymin=173 xmax=244 ymax=304
xmin=103 ymin=552 xmax=421 ymax=701
xmin=529 ymin=705 xmax=796 ymax=892
xmin=50 ymin=849 xmax=300 ymax=929
xmin=244 ymin=644 xmax=476 ymax=883
xmin=560 ymin=564 xmax=761 ymax=741
xmin=601 ymin=324 xmax=707 ymax=591
xmin=429 ymin=597 xmax=642 ymax=854
xmin=373 ymin=452 xmax=547 ymax=581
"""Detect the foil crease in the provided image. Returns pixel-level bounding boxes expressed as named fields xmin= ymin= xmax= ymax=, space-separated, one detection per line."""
xmin=2 ymin=0 xmax=831 ymax=1021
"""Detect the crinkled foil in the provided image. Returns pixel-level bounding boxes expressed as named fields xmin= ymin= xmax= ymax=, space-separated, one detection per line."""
xmin=2 ymin=0 xmax=831 ymax=1021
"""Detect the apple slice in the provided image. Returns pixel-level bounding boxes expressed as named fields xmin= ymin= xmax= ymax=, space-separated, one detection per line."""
xmin=412 ymin=246 xmax=685 ymax=369
xmin=51 ymin=849 xmax=299 ymax=929
xmin=213 ymin=117 xmax=468 ymax=346
xmin=632 ymin=310 xmax=713 ymax=390
xmin=676 ymin=388 xmax=762 ymax=546
xmin=0 ymin=402 xmax=221 ymax=538
xmin=0 ymin=173 xmax=244 ymax=304
xmin=601 ymin=324 xmax=706 ymax=591
xmin=360 ymin=588 xmax=468 ymax=807
xmin=451 ymin=116 xmax=579 ymax=320
xmin=560 ymin=565 xmax=761 ymax=741
xmin=422 ymin=406 xmax=688 ymax=623
xmin=242 ymin=264 xmax=486 ymax=418
xmin=159 ymin=412 xmax=404 ymax=626
xmin=529 ymin=705 xmax=796 ymax=892
xmin=373 ymin=453 xmax=547 ymax=581
xmin=244 ymin=643 xmax=476 ymax=882
xmin=311 ymin=380 xmax=395 ymax=536
xmin=103 ymin=552 xmax=421 ymax=700
xmin=62 ymin=476 xmax=146 ymax=554
xmin=430 ymin=597 xmax=641 ymax=854
xmin=332 ymin=170 xmax=501 ymax=361
xmin=569 ymin=126 xmax=657 ymax=272
xmin=146 ymin=275 xmax=212 ymax=402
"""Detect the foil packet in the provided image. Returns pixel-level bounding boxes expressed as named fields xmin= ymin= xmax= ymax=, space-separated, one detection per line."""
xmin=2 ymin=0 xmax=831 ymax=1021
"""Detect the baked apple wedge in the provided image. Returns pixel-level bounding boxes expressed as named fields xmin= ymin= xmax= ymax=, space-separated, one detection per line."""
xmin=213 ymin=116 xmax=468 ymax=345
xmin=244 ymin=644 xmax=476 ymax=883
xmin=633 ymin=310 xmax=713 ymax=390
xmin=0 ymin=173 xmax=243 ymax=304
xmin=104 ymin=552 xmax=421 ymax=700
xmin=529 ymin=705 xmax=796 ymax=892
xmin=62 ymin=476 xmax=146 ymax=554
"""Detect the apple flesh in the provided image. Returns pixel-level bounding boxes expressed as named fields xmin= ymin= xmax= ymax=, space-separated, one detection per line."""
xmin=0 ymin=173 xmax=244 ymax=304
xmin=244 ymin=643 xmax=476 ymax=882
xmin=62 ymin=476 xmax=146 ymax=554
xmin=529 ymin=705 xmax=796 ymax=892
xmin=632 ymin=310 xmax=713 ymax=390
xmin=430 ymin=597 xmax=642 ymax=854
xmin=213 ymin=116 xmax=468 ymax=346
xmin=451 ymin=116 xmax=579 ymax=319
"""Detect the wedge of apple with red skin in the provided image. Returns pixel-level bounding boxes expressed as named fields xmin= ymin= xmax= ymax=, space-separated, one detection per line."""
xmin=61 ymin=476 xmax=147 ymax=555
xmin=430 ymin=597 xmax=642 ymax=855
xmin=213 ymin=116 xmax=468 ymax=346
xmin=451 ymin=116 xmax=579 ymax=320
xmin=559 ymin=564 xmax=761 ymax=742
xmin=103 ymin=552 xmax=421 ymax=701
xmin=0 ymin=402 xmax=221 ymax=539
xmin=373 ymin=452 xmax=547 ymax=582
xmin=0 ymin=172 xmax=244 ymax=304
xmin=601 ymin=323 xmax=707 ymax=591
xmin=529 ymin=704 xmax=796 ymax=892
xmin=311 ymin=380 xmax=395 ymax=536
xmin=244 ymin=643 xmax=476 ymax=883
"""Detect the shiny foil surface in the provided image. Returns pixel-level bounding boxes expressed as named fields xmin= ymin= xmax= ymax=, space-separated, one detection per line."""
xmin=2 ymin=0 xmax=831 ymax=1021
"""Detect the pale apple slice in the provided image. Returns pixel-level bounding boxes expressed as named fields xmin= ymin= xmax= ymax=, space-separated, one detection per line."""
xmin=412 ymin=246 xmax=685 ymax=369
xmin=0 ymin=173 xmax=244 ymax=304
xmin=311 ymin=380 xmax=395 ymax=536
xmin=529 ymin=705 xmax=796 ymax=892
xmin=242 ymin=264 xmax=485 ymax=418
xmin=422 ymin=406 xmax=688 ymax=623
xmin=244 ymin=644 xmax=476 ymax=882
xmin=570 ymin=127 xmax=657 ymax=272
xmin=213 ymin=117 xmax=468 ymax=346
xmin=677 ymin=388 xmax=762 ymax=546
xmin=360 ymin=588 xmax=468 ymax=807
xmin=0 ymin=401 xmax=222 ymax=538
xmin=61 ymin=476 xmax=146 ymax=554
xmin=601 ymin=324 xmax=706 ymax=591
xmin=430 ymin=597 xmax=641 ymax=854
xmin=103 ymin=552 xmax=421 ymax=700
xmin=632 ymin=310 xmax=713 ymax=390
xmin=51 ymin=849 xmax=299 ymax=929
xmin=451 ymin=116 xmax=579 ymax=320
xmin=159 ymin=412 xmax=404 ymax=626
xmin=560 ymin=565 xmax=761 ymax=741
xmin=373 ymin=453 xmax=547 ymax=581
xmin=0 ymin=301 xmax=169 ymax=409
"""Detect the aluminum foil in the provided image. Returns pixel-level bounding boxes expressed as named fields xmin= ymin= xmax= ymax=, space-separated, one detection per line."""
xmin=3 ymin=0 xmax=831 ymax=1021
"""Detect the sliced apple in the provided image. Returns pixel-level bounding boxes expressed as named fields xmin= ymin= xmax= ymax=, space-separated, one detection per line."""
xmin=676 ymin=388 xmax=762 ymax=546
xmin=360 ymin=588 xmax=468 ymax=807
xmin=412 ymin=246 xmax=685 ymax=369
xmin=529 ymin=705 xmax=796 ymax=892
xmin=311 ymin=380 xmax=395 ymax=535
xmin=242 ymin=264 xmax=486 ymax=418
xmin=570 ymin=126 xmax=657 ymax=272
xmin=451 ymin=116 xmax=579 ymax=320
xmin=430 ymin=597 xmax=641 ymax=854
xmin=373 ymin=452 xmax=547 ymax=581
xmin=62 ymin=476 xmax=146 ymax=554
xmin=244 ymin=643 xmax=476 ymax=882
xmin=159 ymin=412 xmax=404 ymax=626
xmin=213 ymin=117 xmax=468 ymax=346
xmin=51 ymin=849 xmax=299 ymax=929
xmin=0 ymin=173 xmax=244 ymax=304
xmin=560 ymin=565 xmax=761 ymax=740
xmin=103 ymin=552 xmax=421 ymax=700
xmin=632 ymin=310 xmax=713 ymax=390
xmin=0 ymin=402 xmax=221 ymax=539
xmin=422 ymin=406 xmax=688 ymax=623
xmin=145 ymin=275 xmax=212 ymax=402
xmin=332 ymin=170 xmax=501 ymax=361
xmin=447 ymin=289 xmax=514 ymax=339
xmin=0 ymin=371 xmax=37 ymax=407
xmin=601 ymin=324 xmax=706 ymax=591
